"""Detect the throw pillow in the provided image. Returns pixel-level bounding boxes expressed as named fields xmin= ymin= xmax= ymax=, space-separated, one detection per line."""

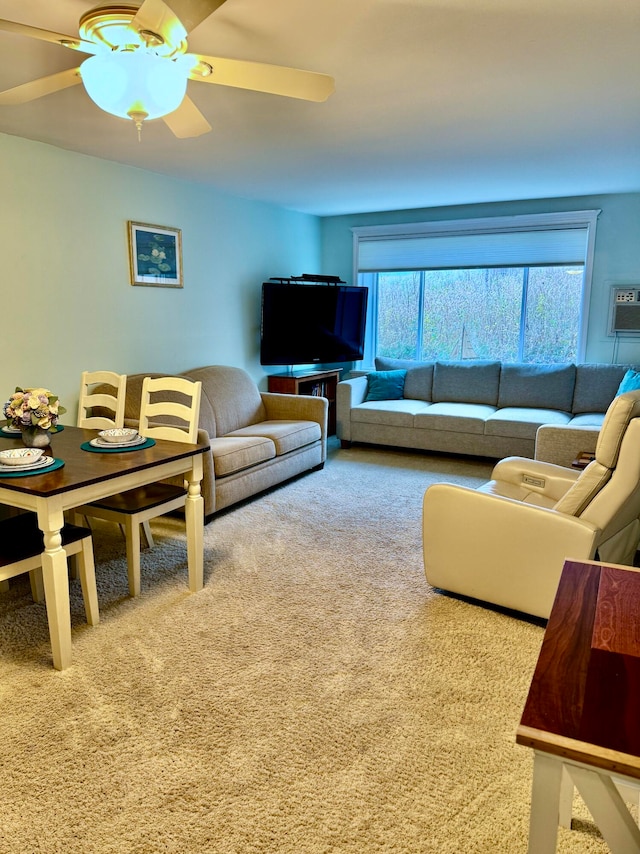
xmin=365 ymin=370 xmax=407 ymax=402
xmin=616 ymin=368 xmax=640 ymax=396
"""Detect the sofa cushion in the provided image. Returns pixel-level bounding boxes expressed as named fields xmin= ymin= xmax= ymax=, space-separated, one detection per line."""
xmin=404 ymin=366 xmax=435 ymax=402
xmin=119 ymin=372 xmax=179 ymax=423
xmin=485 ymin=407 xmax=572 ymax=440
xmin=375 ymin=357 xmax=418 ymax=372
xmin=414 ymin=403 xmax=496 ymax=435
xmin=183 ymin=365 xmax=266 ymax=436
xmin=432 ymin=361 xmax=501 ymax=405
xmin=210 ymin=436 xmax=275 ymax=477
xmin=568 ymin=413 xmax=606 ymax=428
xmin=498 ymin=363 xmax=576 ymax=411
xmin=365 ymin=370 xmax=406 ymax=401
xmin=572 ymin=364 xmax=629 ymax=413
xmin=227 ymin=420 xmax=321 ymax=456
xmin=351 ymin=400 xmax=432 ymax=428
xmin=375 ymin=357 xmax=434 ymax=401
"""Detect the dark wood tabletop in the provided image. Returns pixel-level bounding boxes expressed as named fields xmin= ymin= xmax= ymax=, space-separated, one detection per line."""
xmin=0 ymin=424 xmax=210 ymax=497
xmin=517 ymin=558 xmax=640 ymax=780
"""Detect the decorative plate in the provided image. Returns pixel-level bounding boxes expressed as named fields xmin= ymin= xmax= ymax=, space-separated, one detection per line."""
xmin=0 ymin=453 xmax=53 ymax=472
xmin=97 ymin=428 xmax=139 ymax=443
xmin=0 ymin=447 xmax=44 ymax=466
xmin=90 ymin=434 xmax=146 ymax=449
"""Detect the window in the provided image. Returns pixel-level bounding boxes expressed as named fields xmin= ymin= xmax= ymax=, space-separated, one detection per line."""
xmin=370 ymin=265 xmax=583 ymax=362
xmin=353 ymin=211 xmax=599 ymax=365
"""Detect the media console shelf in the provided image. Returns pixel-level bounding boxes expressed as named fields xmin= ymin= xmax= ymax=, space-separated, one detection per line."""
xmin=267 ymin=369 xmax=342 ymax=435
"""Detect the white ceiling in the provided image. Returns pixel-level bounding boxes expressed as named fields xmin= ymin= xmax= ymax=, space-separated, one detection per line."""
xmin=0 ymin=0 xmax=638 ymax=217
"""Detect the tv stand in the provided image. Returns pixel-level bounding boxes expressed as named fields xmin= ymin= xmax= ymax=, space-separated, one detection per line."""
xmin=267 ymin=369 xmax=342 ymax=436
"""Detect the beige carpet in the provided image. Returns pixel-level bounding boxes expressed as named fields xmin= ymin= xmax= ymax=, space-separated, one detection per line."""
xmin=0 ymin=441 xmax=612 ymax=853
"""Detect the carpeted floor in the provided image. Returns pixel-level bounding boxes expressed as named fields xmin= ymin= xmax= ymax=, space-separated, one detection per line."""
xmin=0 ymin=441 xmax=612 ymax=852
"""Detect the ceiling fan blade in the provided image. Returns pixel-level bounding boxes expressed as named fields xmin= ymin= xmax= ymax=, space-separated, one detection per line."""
xmin=163 ymin=95 xmax=212 ymax=137
xmin=191 ymin=55 xmax=335 ymax=102
xmin=131 ymin=0 xmax=187 ymax=45
xmin=0 ymin=68 xmax=81 ymax=105
xmin=0 ymin=18 xmax=97 ymax=54
xmin=165 ymin=0 xmax=229 ymax=34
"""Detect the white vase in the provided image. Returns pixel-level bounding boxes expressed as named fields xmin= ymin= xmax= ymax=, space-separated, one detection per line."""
xmin=21 ymin=426 xmax=51 ymax=448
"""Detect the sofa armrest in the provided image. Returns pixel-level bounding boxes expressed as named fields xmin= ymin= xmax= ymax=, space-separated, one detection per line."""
xmin=261 ymin=392 xmax=328 ymax=444
xmin=336 ymin=376 xmax=368 ymax=442
xmin=535 ymin=424 xmax=600 ymax=467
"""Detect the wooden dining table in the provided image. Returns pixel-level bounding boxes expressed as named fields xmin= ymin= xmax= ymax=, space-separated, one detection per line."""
xmin=0 ymin=424 xmax=210 ymax=670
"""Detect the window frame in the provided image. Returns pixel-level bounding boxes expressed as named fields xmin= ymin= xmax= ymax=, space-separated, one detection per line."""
xmin=352 ymin=210 xmax=600 ymax=366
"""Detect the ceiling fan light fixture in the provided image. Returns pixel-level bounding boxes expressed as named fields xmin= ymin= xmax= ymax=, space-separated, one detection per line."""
xmin=80 ymin=50 xmax=189 ymax=123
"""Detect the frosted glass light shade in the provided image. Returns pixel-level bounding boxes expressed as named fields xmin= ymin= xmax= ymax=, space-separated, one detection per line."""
xmin=81 ymin=51 xmax=189 ymax=121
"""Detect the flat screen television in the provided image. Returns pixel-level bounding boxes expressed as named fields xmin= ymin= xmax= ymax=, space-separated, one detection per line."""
xmin=260 ymin=281 xmax=368 ymax=366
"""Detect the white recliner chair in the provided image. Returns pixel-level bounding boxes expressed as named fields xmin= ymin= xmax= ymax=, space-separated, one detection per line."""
xmin=422 ymin=390 xmax=640 ymax=619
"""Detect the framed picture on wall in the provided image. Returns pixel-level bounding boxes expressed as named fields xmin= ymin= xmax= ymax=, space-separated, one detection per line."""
xmin=128 ymin=221 xmax=183 ymax=288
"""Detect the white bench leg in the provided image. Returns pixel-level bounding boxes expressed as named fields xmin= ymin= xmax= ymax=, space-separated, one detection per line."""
xmin=569 ymin=765 xmax=640 ymax=853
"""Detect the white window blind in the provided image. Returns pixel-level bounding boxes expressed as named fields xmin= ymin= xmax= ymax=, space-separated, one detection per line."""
xmin=353 ymin=211 xmax=600 ymax=273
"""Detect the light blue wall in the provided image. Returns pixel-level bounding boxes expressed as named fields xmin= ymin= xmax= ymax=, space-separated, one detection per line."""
xmin=320 ymin=193 xmax=640 ymax=365
xmin=6 ymin=129 xmax=637 ymax=428
xmin=0 ymin=133 xmax=320 ymax=423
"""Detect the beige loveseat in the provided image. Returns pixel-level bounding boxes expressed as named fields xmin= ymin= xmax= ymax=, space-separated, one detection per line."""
xmin=116 ymin=365 xmax=328 ymax=520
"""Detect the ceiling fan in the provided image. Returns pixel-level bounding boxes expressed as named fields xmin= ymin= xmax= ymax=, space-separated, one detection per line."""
xmin=0 ymin=0 xmax=335 ymax=139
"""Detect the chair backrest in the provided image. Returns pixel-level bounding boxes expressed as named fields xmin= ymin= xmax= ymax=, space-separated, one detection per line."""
xmin=77 ymin=370 xmax=127 ymax=429
xmin=138 ymin=376 xmax=202 ymax=443
xmin=554 ymin=391 xmax=640 ymax=556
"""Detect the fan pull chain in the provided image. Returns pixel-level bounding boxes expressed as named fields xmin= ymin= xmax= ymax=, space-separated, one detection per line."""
xmin=128 ymin=110 xmax=148 ymax=143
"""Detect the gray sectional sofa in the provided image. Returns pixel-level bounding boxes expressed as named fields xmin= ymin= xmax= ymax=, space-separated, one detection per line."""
xmin=337 ymin=357 xmax=637 ymax=463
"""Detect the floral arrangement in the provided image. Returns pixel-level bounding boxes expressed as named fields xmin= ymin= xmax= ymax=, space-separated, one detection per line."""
xmin=3 ymin=387 xmax=66 ymax=431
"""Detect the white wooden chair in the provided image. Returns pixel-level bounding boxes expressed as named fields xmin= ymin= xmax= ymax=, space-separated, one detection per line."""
xmin=75 ymin=370 xmax=146 ymax=544
xmin=77 ymin=376 xmax=202 ymax=596
xmin=0 ymin=513 xmax=99 ymax=657
xmin=77 ymin=370 xmax=127 ymax=429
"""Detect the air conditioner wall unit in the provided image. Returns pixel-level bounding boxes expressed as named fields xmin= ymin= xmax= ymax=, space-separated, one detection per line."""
xmin=609 ymin=288 xmax=640 ymax=334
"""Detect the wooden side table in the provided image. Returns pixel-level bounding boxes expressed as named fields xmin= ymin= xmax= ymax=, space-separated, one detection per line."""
xmin=572 ymin=450 xmax=596 ymax=469
xmin=267 ymin=369 xmax=342 ymax=435
xmin=517 ymin=558 xmax=640 ymax=852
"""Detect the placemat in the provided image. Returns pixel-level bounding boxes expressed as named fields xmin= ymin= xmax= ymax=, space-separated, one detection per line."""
xmin=0 ymin=458 xmax=64 ymax=478
xmin=81 ymin=438 xmax=156 ymax=453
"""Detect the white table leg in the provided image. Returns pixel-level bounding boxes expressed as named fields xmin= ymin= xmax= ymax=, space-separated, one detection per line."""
xmin=613 ymin=777 xmax=640 ymax=826
xmin=528 ymin=752 xmax=565 ymax=854
xmin=125 ymin=516 xmax=142 ymax=597
xmin=559 ymin=764 xmax=574 ymax=828
xmin=185 ymin=463 xmax=204 ymax=593
xmin=568 ymin=765 xmax=640 ymax=852
xmin=38 ymin=505 xmax=72 ymax=671
xmin=77 ymin=537 xmax=100 ymax=626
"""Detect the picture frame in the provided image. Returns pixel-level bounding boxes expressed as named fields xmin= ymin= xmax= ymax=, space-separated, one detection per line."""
xmin=128 ymin=221 xmax=183 ymax=288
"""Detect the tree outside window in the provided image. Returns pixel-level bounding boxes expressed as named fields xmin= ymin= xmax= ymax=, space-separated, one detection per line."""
xmin=372 ymin=266 xmax=582 ymax=363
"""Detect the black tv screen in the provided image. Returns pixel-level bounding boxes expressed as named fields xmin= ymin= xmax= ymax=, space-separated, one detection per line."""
xmin=260 ymin=282 xmax=368 ymax=366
